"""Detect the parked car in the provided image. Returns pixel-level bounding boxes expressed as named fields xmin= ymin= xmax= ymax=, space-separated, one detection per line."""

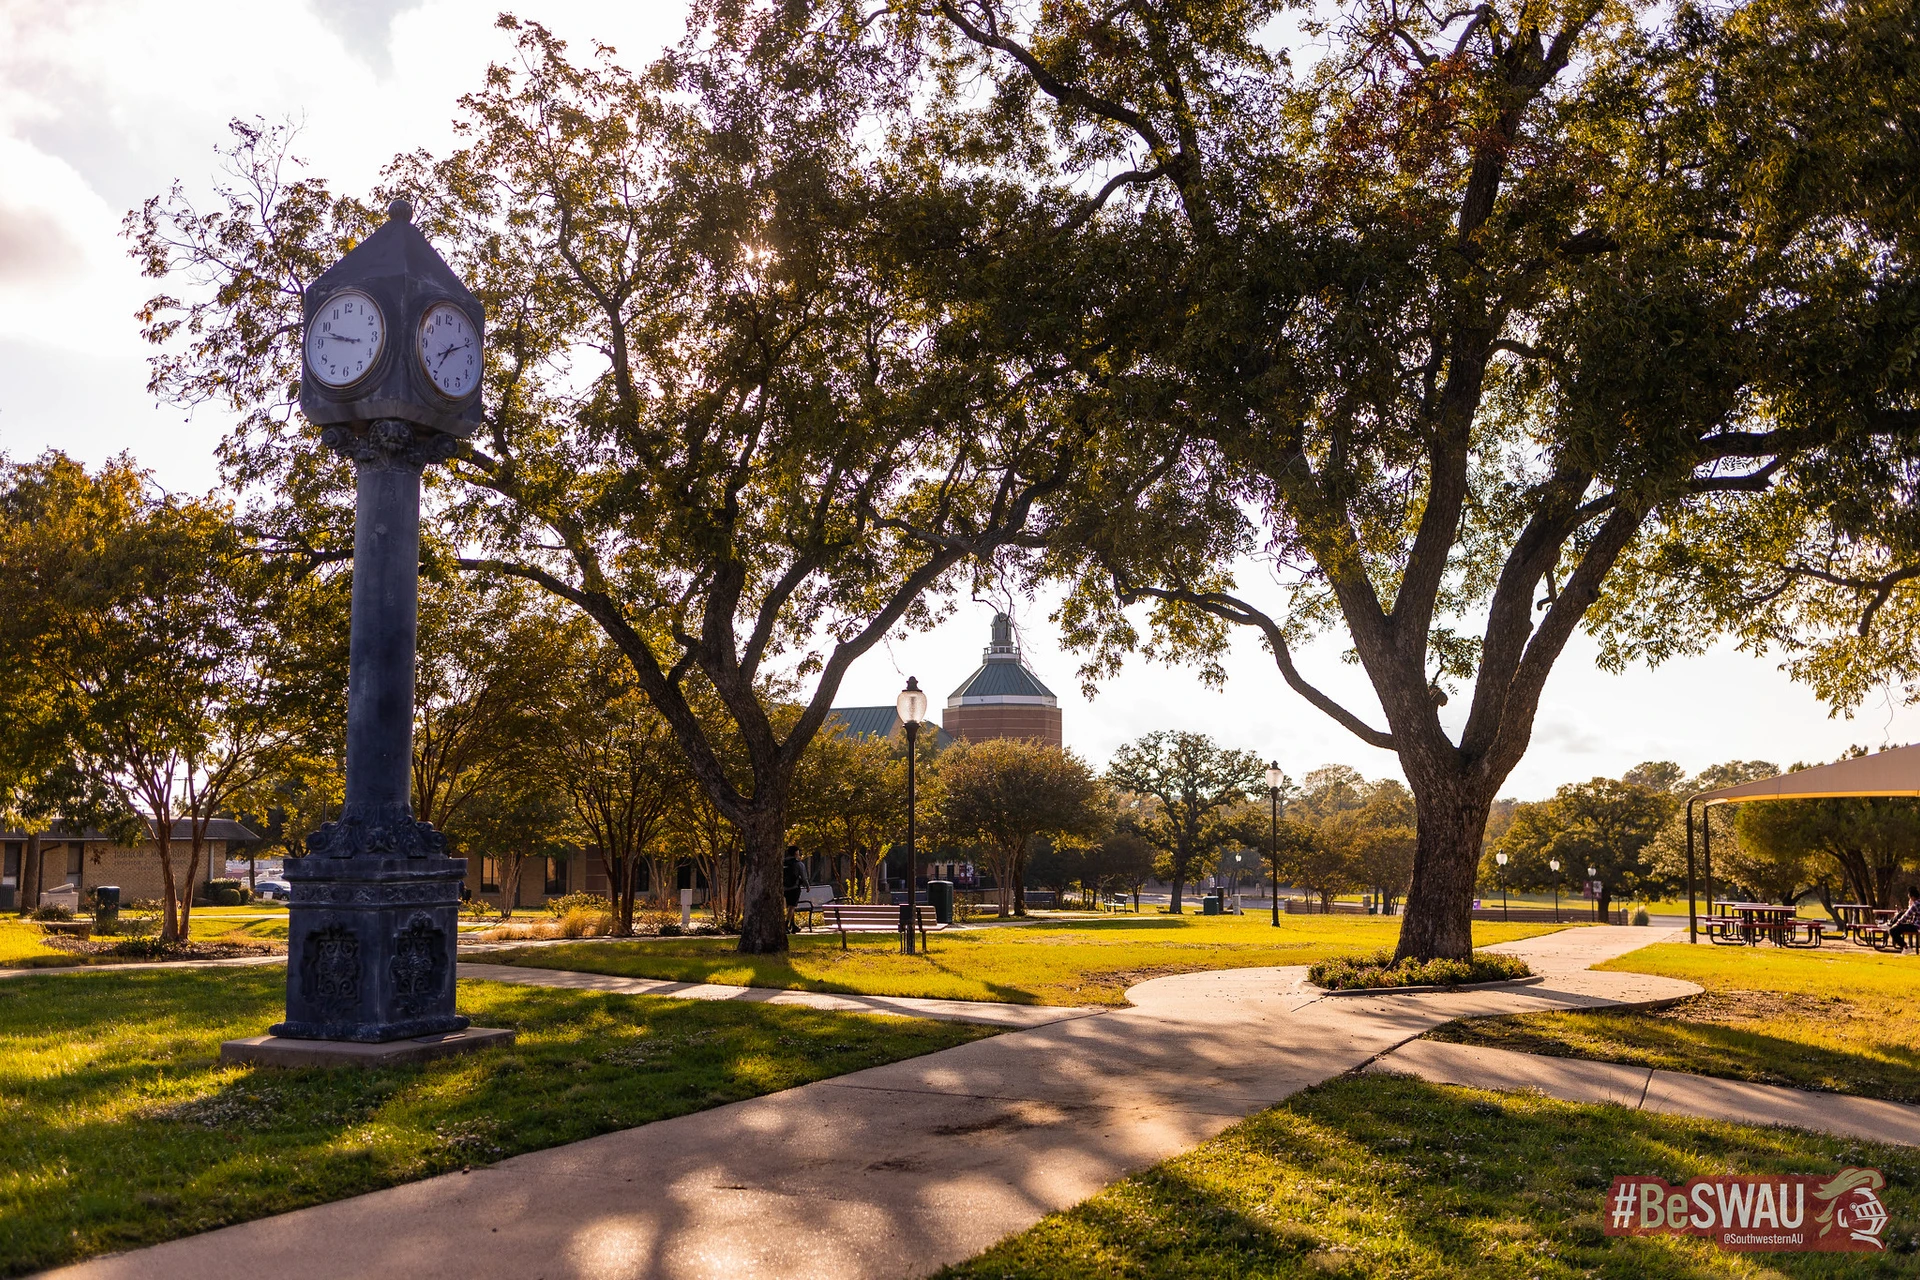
xmin=252 ymin=879 xmax=292 ymax=901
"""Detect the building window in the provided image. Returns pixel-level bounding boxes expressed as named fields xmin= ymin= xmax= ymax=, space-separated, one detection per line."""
xmin=545 ymin=856 xmax=566 ymax=896
xmin=66 ymin=844 xmax=83 ymax=880
xmin=2 ymin=842 xmax=19 ymax=886
xmin=481 ymin=856 xmax=500 ymax=893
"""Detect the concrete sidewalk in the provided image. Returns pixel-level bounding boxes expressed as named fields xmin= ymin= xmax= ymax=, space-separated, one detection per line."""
xmin=41 ymin=926 xmax=1698 ymax=1280
xmin=459 ymin=962 xmax=1098 ymax=1029
xmin=1367 ymin=1038 xmax=1920 ymax=1147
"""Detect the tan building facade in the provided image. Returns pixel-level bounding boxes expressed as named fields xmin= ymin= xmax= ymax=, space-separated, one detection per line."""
xmin=3 ymin=820 xmax=256 ymax=908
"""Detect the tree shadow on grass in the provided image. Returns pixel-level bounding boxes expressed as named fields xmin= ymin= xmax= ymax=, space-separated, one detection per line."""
xmin=941 ymin=1075 xmax=1920 ymax=1279
xmin=0 ymin=972 xmax=986 ymax=1277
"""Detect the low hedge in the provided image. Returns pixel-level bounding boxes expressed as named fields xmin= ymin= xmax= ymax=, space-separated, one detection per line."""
xmin=1309 ymin=948 xmax=1532 ymax=991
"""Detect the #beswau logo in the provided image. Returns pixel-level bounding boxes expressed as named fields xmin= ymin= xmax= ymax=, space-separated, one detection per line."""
xmin=1605 ymin=1168 xmax=1888 ymax=1252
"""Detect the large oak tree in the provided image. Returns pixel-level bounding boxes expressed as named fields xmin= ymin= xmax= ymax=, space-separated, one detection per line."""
xmin=131 ymin=13 xmax=1109 ymax=952
xmin=917 ymin=0 xmax=1920 ymax=957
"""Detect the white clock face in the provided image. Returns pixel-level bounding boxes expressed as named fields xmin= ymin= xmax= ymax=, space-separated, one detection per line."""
xmin=305 ymin=289 xmax=385 ymax=388
xmin=417 ymin=302 xmax=480 ymax=398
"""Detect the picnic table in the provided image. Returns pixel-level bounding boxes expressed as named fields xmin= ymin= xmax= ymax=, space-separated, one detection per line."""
xmin=1706 ymin=901 xmax=1822 ymax=948
xmin=1832 ymin=903 xmax=1901 ymax=950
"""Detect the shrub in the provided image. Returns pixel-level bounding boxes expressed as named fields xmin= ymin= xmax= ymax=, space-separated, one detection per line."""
xmin=1632 ymin=905 xmax=1651 ymax=926
xmin=459 ymin=899 xmax=501 ymax=920
xmin=1308 ymin=948 xmax=1532 ymax=992
xmin=200 ymin=879 xmax=248 ymax=907
xmin=546 ymin=892 xmax=614 ymax=918
xmin=28 ymin=903 xmax=73 ymax=922
xmin=557 ymin=908 xmax=613 ymax=939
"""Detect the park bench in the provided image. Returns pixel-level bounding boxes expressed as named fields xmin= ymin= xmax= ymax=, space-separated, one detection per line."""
xmin=820 ymin=902 xmax=944 ymax=950
xmin=1102 ymin=893 xmax=1137 ymax=913
xmin=36 ymin=920 xmax=94 ymax=940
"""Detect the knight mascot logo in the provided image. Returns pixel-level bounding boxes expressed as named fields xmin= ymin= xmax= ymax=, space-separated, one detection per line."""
xmin=1814 ymin=1167 xmax=1888 ymax=1249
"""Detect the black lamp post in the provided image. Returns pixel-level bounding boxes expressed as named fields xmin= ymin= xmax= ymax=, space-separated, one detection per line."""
xmin=1265 ymin=762 xmax=1283 ymax=927
xmin=1588 ymin=864 xmax=1600 ymax=922
xmin=1496 ymin=851 xmax=1510 ymax=921
xmin=1550 ymin=858 xmax=1561 ymax=921
xmin=897 ymin=677 xmax=928 ymax=954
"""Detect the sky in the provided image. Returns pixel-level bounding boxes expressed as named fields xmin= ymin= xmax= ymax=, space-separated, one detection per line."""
xmin=5 ymin=0 xmax=1917 ymax=797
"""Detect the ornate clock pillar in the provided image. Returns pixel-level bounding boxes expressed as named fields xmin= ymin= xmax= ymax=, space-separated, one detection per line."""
xmin=224 ymin=201 xmax=510 ymax=1065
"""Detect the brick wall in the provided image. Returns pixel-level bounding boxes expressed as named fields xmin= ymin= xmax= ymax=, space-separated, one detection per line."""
xmin=942 ymin=704 xmax=1063 ymax=747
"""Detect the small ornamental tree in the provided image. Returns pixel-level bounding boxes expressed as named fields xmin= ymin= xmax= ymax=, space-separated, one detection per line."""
xmin=0 ymin=453 xmax=295 ymax=941
xmin=935 ymin=738 xmax=1101 ymax=917
xmin=1106 ymin=731 xmax=1266 ymax=913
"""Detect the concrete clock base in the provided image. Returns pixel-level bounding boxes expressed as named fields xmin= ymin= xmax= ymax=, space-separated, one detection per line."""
xmin=220 ymin=1027 xmax=515 ymax=1068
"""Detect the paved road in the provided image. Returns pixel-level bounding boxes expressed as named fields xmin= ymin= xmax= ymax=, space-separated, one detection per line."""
xmin=42 ymin=927 xmax=1697 ymax=1280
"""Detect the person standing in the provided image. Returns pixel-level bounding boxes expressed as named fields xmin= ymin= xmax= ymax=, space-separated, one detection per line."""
xmin=783 ymin=845 xmax=810 ymax=934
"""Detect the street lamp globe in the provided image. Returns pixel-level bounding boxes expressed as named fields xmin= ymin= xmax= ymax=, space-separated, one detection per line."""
xmin=1549 ymin=859 xmax=1560 ymax=873
xmin=896 ymin=676 xmax=928 ymax=725
xmin=1264 ymin=762 xmax=1283 ymax=791
xmin=1495 ymin=852 xmax=1508 ymax=867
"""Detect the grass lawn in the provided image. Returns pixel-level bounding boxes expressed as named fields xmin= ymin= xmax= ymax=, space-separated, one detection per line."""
xmin=489 ymin=915 xmax=1570 ymax=1007
xmin=940 ymin=1074 xmax=1920 ymax=1279
xmin=1432 ymin=940 xmax=1920 ymax=1103
xmin=0 ymin=914 xmax=288 ymax=968
xmin=0 ymin=966 xmax=988 ymax=1276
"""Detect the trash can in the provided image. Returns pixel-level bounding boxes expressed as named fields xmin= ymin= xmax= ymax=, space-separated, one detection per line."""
xmin=1202 ymin=893 xmax=1222 ymax=916
xmin=94 ymin=884 xmax=120 ymax=930
xmin=927 ymin=880 xmax=954 ymax=925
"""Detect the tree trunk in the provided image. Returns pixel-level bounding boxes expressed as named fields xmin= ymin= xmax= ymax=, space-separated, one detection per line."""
xmin=157 ymin=829 xmax=181 ymax=944
xmin=1393 ymin=785 xmax=1493 ymax=962
xmin=736 ymin=806 xmax=788 ymax=954
xmin=1168 ymin=858 xmax=1186 ymax=914
xmin=600 ymin=851 xmax=633 ymax=936
xmin=22 ymin=834 xmax=41 ymax=909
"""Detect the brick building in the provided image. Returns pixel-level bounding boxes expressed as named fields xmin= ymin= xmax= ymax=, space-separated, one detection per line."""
xmin=3 ymin=820 xmax=259 ymax=909
xmin=941 ymin=612 xmax=1063 ymax=747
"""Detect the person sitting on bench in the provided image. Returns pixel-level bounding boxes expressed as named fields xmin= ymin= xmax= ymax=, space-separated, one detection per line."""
xmin=1888 ymin=885 xmax=1920 ymax=953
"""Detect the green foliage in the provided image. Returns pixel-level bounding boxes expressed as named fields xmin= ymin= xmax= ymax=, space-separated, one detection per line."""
xmin=132 ymin=11 xmax=1103 ymax=954
xmin=543 ymin=892 xmax=613 ymax=919
xmin=920 ymin=0 xmax=1920 ymax=963
xmin=1491 ymin=777 xmax=1675 ymax=910
xmin=1309 ymin=948 xmax=1532 ymax=992
xmin=1105 ymin=732 xmax=1266 ymax=912
xmin=934 ymin=739 xmax=1102 ymax=916
xmin=1735 ymin=769 xmax=1920 ymax=908
xmin=0 ymin=453 xmax=304 ymax=943
xmin=198 ymin=880 xmax=249 ymax=907
xmin=25 ymin=904 xmax=71 ymax=923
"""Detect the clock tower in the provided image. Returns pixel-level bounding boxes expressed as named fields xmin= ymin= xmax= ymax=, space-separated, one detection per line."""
xmin=224 ymin=200 xmax=511 ymax=1065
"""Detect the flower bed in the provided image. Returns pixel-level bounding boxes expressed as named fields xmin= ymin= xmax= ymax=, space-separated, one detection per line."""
xmin=1308 ymin=948 xmax=1531 ymax=991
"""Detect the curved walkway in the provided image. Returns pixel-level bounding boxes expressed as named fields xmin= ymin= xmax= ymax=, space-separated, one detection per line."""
xmin=457 ymin=961 xmax=1098 ymax=1029
xmin=43 ymin=926 xmax=1696 ymax=1280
